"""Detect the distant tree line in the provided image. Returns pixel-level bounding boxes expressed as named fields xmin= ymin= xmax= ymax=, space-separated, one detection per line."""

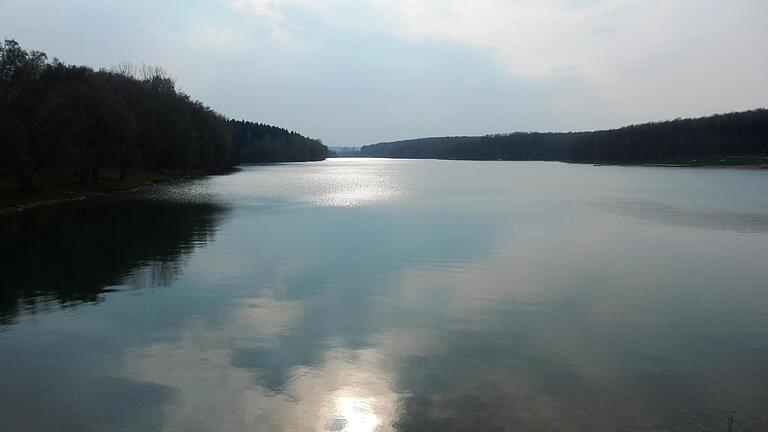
xmin=0 ymin=40 xmax=327 ymax=192
xmin=360 ymin=110 xmax=768 ymax=162
xmin=327 ymin=146 xmax=362 ymax=157
xmin=230 ymin=120 xmax=328 ymax=163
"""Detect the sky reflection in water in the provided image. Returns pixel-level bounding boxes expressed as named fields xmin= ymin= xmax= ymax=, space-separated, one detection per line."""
xmin=2 ymin=160 xmax=768 ymax=431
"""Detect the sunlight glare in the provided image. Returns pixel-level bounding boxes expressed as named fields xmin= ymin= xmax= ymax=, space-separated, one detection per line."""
xmin=327 ymin=395 xmax=381 ymax=432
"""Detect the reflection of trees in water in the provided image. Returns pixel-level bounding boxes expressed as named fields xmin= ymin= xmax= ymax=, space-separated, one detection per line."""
xmin=0 ymin=197 xmax=227 ymax=325
xmin=129 ymin=253 xmax=188 ymax=289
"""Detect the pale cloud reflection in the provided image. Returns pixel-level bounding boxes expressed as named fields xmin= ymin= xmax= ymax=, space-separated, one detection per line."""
xmin=121 ymin=319 xmax=400 ymax=431
xmin=235 ymin=295 xmax=304 ymax=337
xmin=281 ymin=347 xmax=398 ymax=432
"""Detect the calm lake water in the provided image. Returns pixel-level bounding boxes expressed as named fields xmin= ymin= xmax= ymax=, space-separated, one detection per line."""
xmin=2 ymin=159 xmax=768 ymax=431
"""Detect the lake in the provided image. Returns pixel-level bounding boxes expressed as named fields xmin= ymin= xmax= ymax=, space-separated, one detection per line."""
xmin=2 ymin=159 xmax=768 ymax=431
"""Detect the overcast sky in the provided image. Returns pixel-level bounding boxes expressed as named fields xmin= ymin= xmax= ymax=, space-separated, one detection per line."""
xmin=2 ymin=0 xmax=767 ymax=146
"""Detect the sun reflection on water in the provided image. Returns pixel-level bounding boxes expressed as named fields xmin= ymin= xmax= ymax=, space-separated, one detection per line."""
xmin=327 ymin=394 xmax=381 ymax=432
xmin=313 ymin=161 xmax=402 ymax=208
xmin=305 ymin=346 xmax=398 ymax=432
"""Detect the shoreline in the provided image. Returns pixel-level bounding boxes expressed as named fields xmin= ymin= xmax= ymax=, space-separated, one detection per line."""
xmin=0 ymin=194 xmax=88 ymax=215
xmin=348 ymin=156 xmax=768 ymax=168
xmin=595 ymin=162 xmax=768 ymax=169
xmin=0 ymin=172 xmax=210 ymax=216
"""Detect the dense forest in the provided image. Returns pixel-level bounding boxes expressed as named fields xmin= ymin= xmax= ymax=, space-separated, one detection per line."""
xmin=231 ymin=120 xmax=328 ymax=163
xmin=360 ymin=110 xmax=768 ymax=164
xmin=0 ymin=40 xmax=327 ymax=194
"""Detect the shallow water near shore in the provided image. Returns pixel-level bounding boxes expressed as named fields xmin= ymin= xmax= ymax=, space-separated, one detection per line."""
xmin=2 ymin=159 xmax=768 ymax=431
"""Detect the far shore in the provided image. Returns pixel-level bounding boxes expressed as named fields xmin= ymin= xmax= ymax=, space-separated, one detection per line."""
xmin=593 ymin=162 xmax=768 ymax=169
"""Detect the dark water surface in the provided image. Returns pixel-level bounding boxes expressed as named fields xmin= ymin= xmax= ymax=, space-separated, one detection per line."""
xmin=2 ymin=159 xmax=768 ymax=431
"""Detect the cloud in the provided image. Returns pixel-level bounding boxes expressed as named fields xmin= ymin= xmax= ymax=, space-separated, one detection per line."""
xmin=229 ymin=0 xmax=304 ymax=19
xmin=226 ymin=0 xmax=768 ymax=134
xmin=176 ymin=19 xmax=246 ymax=51
xmin=371 ymin=0 xmax=665 ymax=78
xmin=229 ymin=0 xmax=767 ymax=79
xmin=228 ymin=0 xmax=317 ymax=44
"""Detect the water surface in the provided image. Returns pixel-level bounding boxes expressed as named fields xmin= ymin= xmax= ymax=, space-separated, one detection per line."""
xmin=2 ymin=159 xmax=768 ymax=431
